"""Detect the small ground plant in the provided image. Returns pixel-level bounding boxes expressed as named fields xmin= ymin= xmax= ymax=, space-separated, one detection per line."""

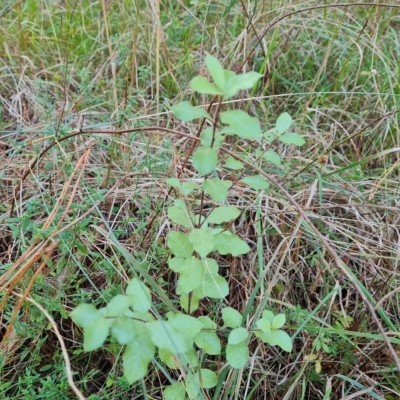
xmin=71 ymin=55 xmax=305 ymax=398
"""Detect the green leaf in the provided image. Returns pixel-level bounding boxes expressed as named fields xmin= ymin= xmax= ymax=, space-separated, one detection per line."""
xmin=205 ymin=54 xmax=225 ymax=88
xmin=275 ymin=112 xmax=292 ymax=134
xmin=194 ymin=330 xmax=221 ymax=355
xmin=168 ymin=313 xmax=204 ymax=339
xmin=279 ymin=132 xmax=305 ymax=146
xmin=168 ymin=257 xmax=184 ymax=273
xmin=193 ymin=259 xmax=229 ymax=299
xmin=170 ymin=101 xmax=211 ymax=122
xmin=70 ymin=304 xmax=101 ymax=328
xmin=220 ymin=110 xmax=261 ymax=139
xmin=177 ymin=257 xmax=205 ymax=294
xmin=259 ymin=330 xmax=292 ymax=352
xmin=174 ymin=199 xmax=186 ymax=208
xmin=164 ymin=382 xmax=186 ymax=400
xmin=111 ymin=316 xmax=136 ymax=345
xmin=264 ymin=131 xmax=276 ymax=143
xmin=241 ymin=175 xmax=269 ymax=190
xmin=168 ymin=206 xmax=193 ymax=228
xmin=263 ymin=149 xmax=281 ymax=166
xmin=190 ymin=76 xmax=223 ymax=95
xmin=198 ymin=368 xmax=217 ymax=388
xmin=206 ymin=206 xmax=240 ymax=224
xmin=225 ymin=156 xmax=244 ymax=169
xmin=223 ymin=70 xmax=263 ymax=99
xmin=272 ymin=314 xmax=286 ymax=330
xmin=256 ymin=318 xmax=271 ymax=333
xmin=222 ymin=307 xmax=242 ymax=328
xmin=188 ymin=229 xmax=215 ymax=258
xmin=159 ymin=348 xmax=178 ymax=369
xmin=126 ymin=278 xmax=152 ymax=313
xmin=226 ymin=342 xmax=249 ymax=369
xmin=193 ymin=146 xmax=219 ymax=176
xmin=203 ymin=178 xmax=229 ymax=202
xmin=148 ymin=320 xmax=193 ymax=354
xmin=166 ymin=178 xmax=181 ymax=188
xmin=180 ymin=292 xmax=200 ymax=314
xmin=213 ymin=232 xmax=250 ymax=256
xmin=105 ymin=295 xmax=132 ymax=316
xmin=228 ymin=327 xmax=249 ymax=344
xmin=185 ymin=373 xmax=200 ymax=398
xmin=181 ymin=181 xmax=200 ymax=196
xmin=83 ymin=316 xmax=111 ymax=351
xmin=167 ymin=231 xmax=194 ymax=258
xmin=200 ymin=127 xmax=225 ymax=148
xmin=262 ymin=310 xmax=275 ymax=323
xmin=123 ymin=339 xmax=155 ymax=384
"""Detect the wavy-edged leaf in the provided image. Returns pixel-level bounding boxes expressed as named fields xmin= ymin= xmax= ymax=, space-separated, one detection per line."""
xmin=225 ymin=156 xmax=244 ymax=169
xmin=241 ymin=175 xmax=269 ymax=190
xmin=228 ymin=327 xmax=249 ymax=344
xmin=193 ymin=146 xmax=219 ymax=176
xmin=214 ymin=232 xmax=250 ymax=256
xmin=126 ymin=278 xmax=152 ymax=313
xmin=167 ymin=231 xmax=194 ymax=258
xmin=279 ymin=132 xmax=305 ymax=146
xmin=205 ymin=54 xmax=225 ymax=88
xmin=226 ymin=342 xmax=249 ymax=369
xmin=164 ymin=382 xmax=186 ymax=400
xmin=190 ymin=76 xmax=223 ymax=95
xmin=206 ymin=206 xmax=240 ymax=224
xmin=263 ymin=149 xmax=281 ymax=166
xmin=84 ymin=316 xmax=112 ymax=351
xmin=168 ymin=206 xmax=193 ymax=228
xmin=170 ymin=101 xmax=211 ymax=122
xmin=220 ymin=110 xmax=261 ymax=139
xmin=275 ymin=112 xmax=292 ymax=134
xmin=123 ymin=339 xmax=155 ymax=384
xmin=222 ymin=307 xmax=242 ymax=328
xmin=188 ymin=229 xmax=215 ymax=258
xmin=70 ymin=304 xmax=101 ymax=328
xmin=203 ymin=178 xmax=229 ymax=202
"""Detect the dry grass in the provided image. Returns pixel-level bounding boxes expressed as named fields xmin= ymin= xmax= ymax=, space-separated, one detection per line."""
xmin=1 ymin=1 xmax=400 ymax=399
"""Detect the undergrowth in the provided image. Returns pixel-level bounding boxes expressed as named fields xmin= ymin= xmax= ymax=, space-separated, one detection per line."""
xmin=1 ymin=1 xmax=400 ymax=399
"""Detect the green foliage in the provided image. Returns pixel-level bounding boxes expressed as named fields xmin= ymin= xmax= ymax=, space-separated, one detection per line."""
xmin=70 ymin=55 xmax=300 ymax=395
